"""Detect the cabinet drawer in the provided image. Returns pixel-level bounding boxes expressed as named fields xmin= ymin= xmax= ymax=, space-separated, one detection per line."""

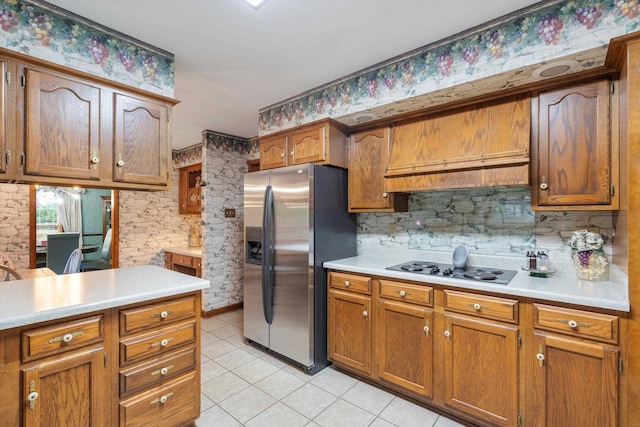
xmin=533 ymin=303 xmax=618 ymax=344
xmin=120 ymin=346 xmax=197 ymax=397
xmin=21 ymin=315 xmax=104 ymax=362
xmin=119 ymin=370 xmax=199 ymax=427
xmin=172 ymin=254 xmax=194 ymax=267
xmin=120 ymin=295 xmax=197 ymax=335
xmin=329 ymin=272 xmax=372 ymax=295
xmin=379 ymin=280 xmax=433 ymax=306
xmin=444 ymin=290 xmax=518 ymax=323
xmin=120 ymin=320 xmax=197 ymax=365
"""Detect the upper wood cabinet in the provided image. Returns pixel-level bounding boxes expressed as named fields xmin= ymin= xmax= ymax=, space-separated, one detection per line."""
xmin=531 ymin=79 xmax=617 ymax=210
xmin=0 ymin=48 xmax=177 ymax=190
xmin=258 ymin=119 xmax=348 ymax=170
xmin=348 ymin=127 xmax=408 ymax=213
xmin=178 ymin=163 xmax=202 ymax=215
xmin=112 ymin=93 xmax=170 ymax=186
xmin=385 ymin=95 xmax=530 ymax=192
xmin=259 ymin=134 xmax=287 ymax=170
xmin=22 ymin=67 xmax=102 ymax=181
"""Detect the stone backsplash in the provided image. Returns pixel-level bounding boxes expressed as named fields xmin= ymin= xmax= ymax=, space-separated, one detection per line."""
xmin=357 ymin=186 xmax=614 ymax=265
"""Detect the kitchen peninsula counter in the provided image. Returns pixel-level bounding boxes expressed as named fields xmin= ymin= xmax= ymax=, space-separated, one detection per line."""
xmin=0 ymin=265 xmax=209 ymax=331
xmin=324 ymin=253 xmax=629 ymax=311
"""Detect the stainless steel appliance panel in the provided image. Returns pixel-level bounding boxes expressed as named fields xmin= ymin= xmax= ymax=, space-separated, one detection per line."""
xmin=268 ymin=164 xmax=314 ymax=366
xmin=243 ymin=170 xmax=269 ymax=347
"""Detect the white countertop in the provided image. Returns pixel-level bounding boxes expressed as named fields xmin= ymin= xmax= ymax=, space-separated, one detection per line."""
xmin=324 ymin=253 xmax=629 ymax=312
xmin=0 ymin=265 xmax=210 ymax=331
xmin=165 ymin=247 xmax=202 ymax=257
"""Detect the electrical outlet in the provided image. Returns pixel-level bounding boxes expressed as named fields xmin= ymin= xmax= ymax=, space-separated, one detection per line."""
xmin=224 ymin=208 xmax=236 ymax=218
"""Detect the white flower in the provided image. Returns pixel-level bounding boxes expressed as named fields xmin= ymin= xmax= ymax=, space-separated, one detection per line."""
xmin=568 ymin=229 xmax=604 ymax=251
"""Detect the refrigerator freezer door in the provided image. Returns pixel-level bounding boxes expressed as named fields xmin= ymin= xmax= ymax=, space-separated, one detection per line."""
xmin=268 ymin=164 xmax=314 ymax=367
xmin=243 ymin=170 xmax=270 ymax=347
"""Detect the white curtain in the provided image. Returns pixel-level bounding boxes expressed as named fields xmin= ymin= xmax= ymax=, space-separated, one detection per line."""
xmin=56 ymin=188 xmax=84 ymax=245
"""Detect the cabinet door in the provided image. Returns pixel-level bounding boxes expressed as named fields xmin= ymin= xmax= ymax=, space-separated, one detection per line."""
xmin=23 ymin=68 xmax=101 ymax=180
xmin=443 ymin=313 xmax=519 ymax=426
xmin=259 ymin=134 xmax=287 ymax=170
xmin=178 ymin=163 xmax=201 ymax=214
xmin=349 ymin=127 xmax=407 ymax=212
xmin=0 ymin=59 xmax=16 ymax=179
xmin=532 ymin=332 xmax=618 ymax=427
xmin=288 ymin=124 xmax=325 ymax=165
xmin=113 ymin=93 xmax=169 ymax=186
xmin=22 ymin=346 xmax=108 ymax=427
xmin=534 ymin=80 xmax=611 ymax=207
xmin=378 ymin=299 xmax=433 ymax=398
xmin=328 ymin=289 xmax=372 ymax=376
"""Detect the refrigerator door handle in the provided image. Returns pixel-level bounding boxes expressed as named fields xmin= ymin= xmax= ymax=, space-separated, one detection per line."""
xmin=261 ymin=184 xmax=275 ymax=324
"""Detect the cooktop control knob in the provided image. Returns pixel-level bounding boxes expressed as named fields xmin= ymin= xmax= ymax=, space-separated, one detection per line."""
xmin=442 ymin=268 xmax=453 ymax=276
xmin=429 ymin=266 xmax=440 ymax=275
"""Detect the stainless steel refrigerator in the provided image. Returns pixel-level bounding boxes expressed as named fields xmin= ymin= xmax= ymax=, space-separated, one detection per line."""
xmin=243 ymin=163 xmax=356 ymax=374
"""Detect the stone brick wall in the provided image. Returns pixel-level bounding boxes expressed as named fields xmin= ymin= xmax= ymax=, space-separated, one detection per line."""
xmin=357 ymin=187 xmax=614 ymax=264
xmin=200 ymin=131 xmax=258 ymax=311
xmin=0 ymin=183 xmax=30 ymax=269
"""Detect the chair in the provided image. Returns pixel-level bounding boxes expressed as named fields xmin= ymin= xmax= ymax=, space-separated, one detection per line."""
xmin=46 ymin=232 xmax=80 ymax=275
xmin=0 ymin=252 xmax=16 ymax=270
xmin=81 ymin=229 xmax=112 ymax=271
xmin=63 ymin=249 xmax=82 ymax=274
xmin=0 ymin=264 xmax=24 ymax=281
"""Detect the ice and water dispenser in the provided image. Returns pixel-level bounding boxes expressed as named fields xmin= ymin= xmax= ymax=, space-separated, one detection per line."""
xmin=245 ymin=227 xmax=262 ymax=264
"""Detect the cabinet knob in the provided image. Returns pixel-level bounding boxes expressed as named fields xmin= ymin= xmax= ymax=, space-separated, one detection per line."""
xmin=536 ymin=352 xmax=545 ymax=367
xmin=160 ymin=339 xmax=169 ymax=347
xmin=540 ymin=176 xmax=548 ymax=190
xmin=27 ymin=391 xmax=39 ymax=409
xmin=160 ymin=367 xmax=169 ymax=376
xmin=382 ymin=192 xmax=388 ymax=198
xmin=91 ymin=156 xmax=99 ymax=164
xmin=62 ymin=333 xmax=74 ymax=343
xmin=444 ymin=330 xmax=451 ymax=341
xmin=473 ymin=303 xmax=481 ymax=311
xmin=399 ymin=290 xmax=406 ymax=297
xmin=363 ymin=310 xmax=368 ymax=318
xmin=160 ymin=310 xmax=169 ymax=319
xmin=117 ymin=153 xmax=125 ymax=168
xmin=567 ymin=320 xmax=578 ymax=328
xmin=343 ymin=280 xmax=351 ymax=287
xmin=423 ymin=325 xmax=430 ymax=336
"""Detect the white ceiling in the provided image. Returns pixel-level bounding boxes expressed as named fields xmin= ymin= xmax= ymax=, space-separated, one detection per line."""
xmin=46 ymin=0 xmax=542 ymax=149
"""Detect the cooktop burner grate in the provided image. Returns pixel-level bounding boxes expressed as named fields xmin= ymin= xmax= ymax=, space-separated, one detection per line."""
xmin=386 ymin=261 xmax=517 ymax=285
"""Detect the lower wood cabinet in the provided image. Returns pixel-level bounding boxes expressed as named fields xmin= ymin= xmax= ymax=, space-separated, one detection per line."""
xmin=327 ymin=270 xmax=626 ymax=427
xmin=22 ymin=345 xmax=108 ymax=427
xmin=0 ymin=291 xmax=201 ymax=427
xmin=327 ymin=289 xmax=372 ymax=376
xmin=443 ymin=313 xmax=519 ymax=426
xmin=378 ymin=299 xmax=433 ymax=398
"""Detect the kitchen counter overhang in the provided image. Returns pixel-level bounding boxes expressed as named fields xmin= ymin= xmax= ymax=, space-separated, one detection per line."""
xmin=324 ymin=255 xmax=629 ymax=312
xmin=0 ymin=265 xmax=210 ymax=331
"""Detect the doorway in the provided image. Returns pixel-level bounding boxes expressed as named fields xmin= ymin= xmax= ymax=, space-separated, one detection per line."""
xmin=29 ymin=186 xmax=119 ymax=269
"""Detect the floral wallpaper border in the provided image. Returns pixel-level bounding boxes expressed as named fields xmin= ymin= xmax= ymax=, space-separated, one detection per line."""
xmin=172 ymin=144 xmax=202 ymax=167
xmin=259 ymin=0 xmax=640 ymax=135
xmin=0 ymin=0 xmax=175 ymax=97
xmin=203 ymin=130 xmax=258 ymax=156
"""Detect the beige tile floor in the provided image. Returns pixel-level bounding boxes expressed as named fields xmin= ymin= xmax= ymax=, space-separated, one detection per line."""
xmin=196 ymin=309 xmax=467 ymax=427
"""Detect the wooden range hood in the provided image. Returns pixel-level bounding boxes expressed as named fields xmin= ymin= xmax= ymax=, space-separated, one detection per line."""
xmin=383 ymin=94 xmax=530 ymax=192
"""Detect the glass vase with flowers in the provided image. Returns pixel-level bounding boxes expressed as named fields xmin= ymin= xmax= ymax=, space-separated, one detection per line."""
xmin=568 ymin=229 xmax=609 ymax=281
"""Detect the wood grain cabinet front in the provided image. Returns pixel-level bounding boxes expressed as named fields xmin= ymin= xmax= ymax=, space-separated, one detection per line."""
xmin=348 ymin=127 xmax=408 ymax=213
xmin=531 ymin=79 xmax=617 ymax=210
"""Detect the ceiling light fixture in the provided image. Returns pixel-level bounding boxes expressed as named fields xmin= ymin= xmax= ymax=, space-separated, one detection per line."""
xmin=241 ymin=0 xmax=269 ymax=9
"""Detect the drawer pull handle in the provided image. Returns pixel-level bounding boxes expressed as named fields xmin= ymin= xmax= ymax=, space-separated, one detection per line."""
xmin=151 ymin=310 xmax=174 ymax=319
xmin=469 ymin=303 xmax=489 ymax=311
xmin=48 ymin=330 xmax=84 ymax=344
xmin=150 ymin=392 xmax=174 ymax=405
xmin=150 ymin=337 xmax=175 ymax=348
xmin=343 ymin=280 xmax=351 ymax=287
xmin=557 ymin=318 xmax=590 ymax=328
xmin=152 ymin=365 xmax=175 ymax=376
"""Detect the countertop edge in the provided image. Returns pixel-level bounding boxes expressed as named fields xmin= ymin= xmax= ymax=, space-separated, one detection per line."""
xmin=324 ymin=256 xmax=630 ymax=312
xmin=0 ymin=265 xmax=210 ymax=331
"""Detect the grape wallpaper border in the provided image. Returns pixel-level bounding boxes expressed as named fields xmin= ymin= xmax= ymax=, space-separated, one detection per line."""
xmin=258 ymin=0 xmax=640 ymax=135
xmin=0 ymin=0 xmax=175 ymax=97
